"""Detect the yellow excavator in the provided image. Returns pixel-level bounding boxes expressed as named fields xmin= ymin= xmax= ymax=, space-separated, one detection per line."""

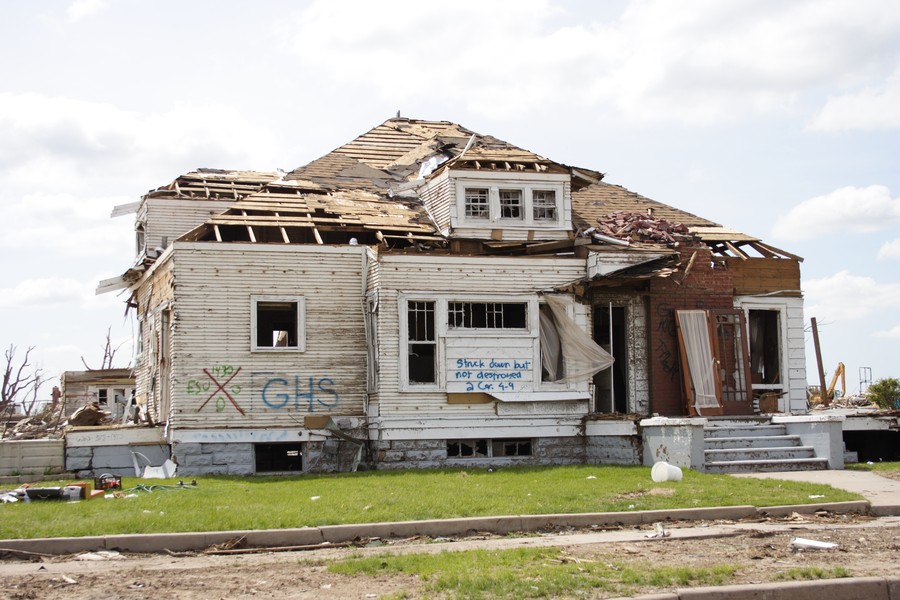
xmin=810 ymin=362 xmax=845 ymax=404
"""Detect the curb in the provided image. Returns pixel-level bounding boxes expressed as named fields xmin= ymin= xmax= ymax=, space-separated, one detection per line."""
xmin=0 ymin=500 xmax=872 ymax=556
xmin=611 ymin=576 xmax=900 ymax=600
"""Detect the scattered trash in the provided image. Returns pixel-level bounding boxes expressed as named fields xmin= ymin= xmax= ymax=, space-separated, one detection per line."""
xmin=586 ymin=475 xmax=597 ymax=480
xmin=645 ymin=523 xmax=670 ymax=539
xmin=651 ymin=461 xmax=683 ymax=482
xmin=141 ymin=458 xmax=178 ymax=479
xmin=310 ymin=496 xmax=321 ymax=501
xmin=808 ymin=494 xmax=825 ymax=499
xmin=94 ymin=474 xmax=122 ymax=491
xmin=790 ymin=537 xmax=838 ymax=551
xmin=58 ymin=575 xmax=78 ymax=586
xmin=76 ymin=550 xmax=123 ymax=561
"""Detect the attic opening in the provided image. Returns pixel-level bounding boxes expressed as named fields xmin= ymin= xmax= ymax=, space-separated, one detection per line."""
xmin=255 ymin=443 xmax=303 ymax=472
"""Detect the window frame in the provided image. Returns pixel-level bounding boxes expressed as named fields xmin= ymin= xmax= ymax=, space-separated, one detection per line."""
xmin=400 ymin=293 xmax=577 ymax=392
xmin=455 ymin=176 xmax=566 ymax=228
xmin=251 ymin=295 xmax=307 ymax=353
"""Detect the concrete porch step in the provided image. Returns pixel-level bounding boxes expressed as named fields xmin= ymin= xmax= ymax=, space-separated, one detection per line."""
xmin=705 ymin=457 xmax=829 ymax=474
xmin=705 ymin=446 xmax=816 ymax=462
xmin=705 ymin=435 xmax=803 ymax=450
xmin=703 ymin=424 xmax=787 ymax=438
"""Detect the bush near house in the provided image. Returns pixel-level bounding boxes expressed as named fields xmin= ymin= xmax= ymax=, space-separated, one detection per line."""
xmin=867 ymin=377 xmax=900 ymax=409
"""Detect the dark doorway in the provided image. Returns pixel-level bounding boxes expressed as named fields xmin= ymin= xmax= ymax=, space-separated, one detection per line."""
xmin=594 ymin=305 xmax=628 ymax=413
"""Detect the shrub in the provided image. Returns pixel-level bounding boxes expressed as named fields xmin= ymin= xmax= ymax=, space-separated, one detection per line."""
xmin=867 ymin=377 xmax=900 ymax=409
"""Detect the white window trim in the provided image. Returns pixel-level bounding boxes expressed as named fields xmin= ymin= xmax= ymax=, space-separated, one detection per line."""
xmin=455 ymin=178 xmax=565 ymax=229
xmin=251 ymin=295 xmax=306 ymax=353
xmin=741 ymin=301 xmax=788 ymax=392
xmin=399 ymin=294 xmax=443 ymax=391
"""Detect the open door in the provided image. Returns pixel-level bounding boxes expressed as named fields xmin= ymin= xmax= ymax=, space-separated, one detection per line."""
xmin=676 ymin=309 xmax=754 ymax=416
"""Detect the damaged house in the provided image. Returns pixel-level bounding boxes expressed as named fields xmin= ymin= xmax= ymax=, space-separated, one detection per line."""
xmin=95 ymin=118 xmax=818 ymax=476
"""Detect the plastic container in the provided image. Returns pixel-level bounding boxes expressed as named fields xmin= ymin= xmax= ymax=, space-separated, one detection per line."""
xmin=651 ymin=461 xmax=683 ymax=482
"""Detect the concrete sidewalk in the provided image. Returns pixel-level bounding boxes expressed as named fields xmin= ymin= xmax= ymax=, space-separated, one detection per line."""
xmin=735 ymin=469 xmax=900 ymax=516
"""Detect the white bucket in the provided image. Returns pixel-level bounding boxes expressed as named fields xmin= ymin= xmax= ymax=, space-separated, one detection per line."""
xmin=651 ymin=461 xmax=683 ymax=482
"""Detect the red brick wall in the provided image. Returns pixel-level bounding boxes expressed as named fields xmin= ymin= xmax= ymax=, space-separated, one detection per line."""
xmin=647 ymin=244 xmax=734 ymax=416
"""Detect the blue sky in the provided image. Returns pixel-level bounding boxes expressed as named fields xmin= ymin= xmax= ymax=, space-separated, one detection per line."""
xmin=1 ymin=0 xmax=898 ymax=400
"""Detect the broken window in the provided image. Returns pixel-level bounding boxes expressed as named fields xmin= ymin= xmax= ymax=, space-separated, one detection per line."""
xmin=539 ymin=296 xmax=614 ymax=384
xmin=499 ymin=189 xmax=523 ymax=219
xmin=135 ymin=223 xmax=146 ymax=256
xmin=448 ymin=302 xmax=527 ymax=329
xmin=255 ymin=443 xmax=303 ymax=472
xmin=447 ymin=438 xmax=532 ymax=458
xmin=748 ymin=309 xmax=781 ymax=385
xmin=407 ymin=300 xmax=436 ymax=384
xmin=532 ymin=190 xmax=558 ymax=220
xmin=252 ymin=297 xmax=305 ymax=351
xmin=97 ymin=389 xmax=108 ymax=407
xmin=464 ymin=188 xmax=490 ymax=219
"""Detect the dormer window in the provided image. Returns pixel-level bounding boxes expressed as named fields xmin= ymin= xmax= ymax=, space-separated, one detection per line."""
xmin=456 ymin=177 xmax=566 ymax=230
xmin=532 ymin=190 xmax=558 ymax=220
xmin=464 ymin=188 xmax=490 ymax=219
xmin=499 ymin=189 xmax=523 ymax=219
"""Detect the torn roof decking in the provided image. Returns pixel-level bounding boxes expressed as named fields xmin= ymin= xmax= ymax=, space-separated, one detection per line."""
xmin=143 ymin=168 xmax=278 ymax=201
xmin=179 ymin=187 xmax=437 ymax=244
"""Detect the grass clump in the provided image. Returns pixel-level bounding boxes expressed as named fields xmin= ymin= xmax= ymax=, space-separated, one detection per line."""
xmin=775 ymin=566 xmax=851 ymax=580
xmin=330 ymin=547 xmax=739 ymax=598
xmin=0 ymin=465 xmax=861 ymax=540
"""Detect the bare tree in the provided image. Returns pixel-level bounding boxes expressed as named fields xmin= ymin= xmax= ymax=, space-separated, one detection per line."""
xmin=1 ymin=344 xmax=44 ymax=417
xmin=80 ymin=326 xmax=128 ymax=371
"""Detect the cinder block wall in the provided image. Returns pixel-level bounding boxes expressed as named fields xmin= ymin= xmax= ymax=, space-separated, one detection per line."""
xmin=66 ymin=444 xmax=169 ymax=478
xmin=0 ymin=440 xmax=65 ymax=476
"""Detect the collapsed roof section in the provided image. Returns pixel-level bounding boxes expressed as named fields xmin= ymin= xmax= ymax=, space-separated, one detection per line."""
xmin=144 ymin=168 xmax=278 ymax=202
xmin=179 ymin=182 xmax=441 ymax=247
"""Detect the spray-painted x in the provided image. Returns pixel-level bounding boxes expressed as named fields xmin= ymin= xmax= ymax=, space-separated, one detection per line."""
xmin=197 ymin=367 xmax=245 ymax=415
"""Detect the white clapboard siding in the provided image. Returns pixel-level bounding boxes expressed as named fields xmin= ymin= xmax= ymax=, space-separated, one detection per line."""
xmin=419 ymin=171 xmax=453 ymax=234
xmin=144 ymin=199 xmax=235 ymax=250
xmin=373 ymin=254 xmax=589 ymax=427
xmin=166 ymin=243 xmax=368 ymax=429
xmin=134 ymin=258 xmax=176 ymax=422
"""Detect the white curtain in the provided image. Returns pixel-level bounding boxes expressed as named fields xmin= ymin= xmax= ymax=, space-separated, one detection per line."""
xmin=676 ymin=310 xmax=719 ymax=410
xmin=540 ymin=295 xmax=614 ymax=383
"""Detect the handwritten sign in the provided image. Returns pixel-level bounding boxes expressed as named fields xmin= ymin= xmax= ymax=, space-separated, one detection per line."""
xmin=448 ymin=357 xmax=533 ymax=393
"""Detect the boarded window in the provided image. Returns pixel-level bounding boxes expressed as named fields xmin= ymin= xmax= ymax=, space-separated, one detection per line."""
xmin=408 ymin=301 xmax=436 ymax=383
xmin=448 ymin=302 xmax=527 ymax=329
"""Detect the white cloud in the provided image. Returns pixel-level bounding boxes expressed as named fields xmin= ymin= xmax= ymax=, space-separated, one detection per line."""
xmin=285 ymin=0 xmax=900 ymax=125
xmin=804 ymin=270 xmax=900 ymax=322
xmin=0 ymin=277 xmax=95 ymax=309
xmin=771 ymin=185 xmax=900 ymax=241
xmin=878 ymin=238 xmax=900 ymax=260
xmin=67 ymin=0 xmax=107 ymax=21
xmin=0 ymin=93 xmax=284 ymax=193
xmin=809 ymin=68 xmax=900 ymax=131
xmin=875 ymin=325 xmax=900 ymax=339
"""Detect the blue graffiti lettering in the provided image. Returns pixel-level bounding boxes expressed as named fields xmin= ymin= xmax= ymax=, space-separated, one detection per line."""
xmin=261 ymin=378 xmax=291 ymax=409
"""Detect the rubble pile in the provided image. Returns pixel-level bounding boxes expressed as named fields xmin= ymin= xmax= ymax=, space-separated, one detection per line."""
xmin=596 ymin=211 xmax=691 ymax=244
xmin=1 ymin=402 xmax=112 ymax=440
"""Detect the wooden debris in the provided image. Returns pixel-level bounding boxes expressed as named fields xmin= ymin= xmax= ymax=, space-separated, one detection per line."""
xmin=594 ymin=211 xmax=691 ymax=245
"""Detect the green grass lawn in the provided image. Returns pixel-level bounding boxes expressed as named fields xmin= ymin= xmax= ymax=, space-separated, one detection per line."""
xmin=847 ymin=460 xmax=900 ymax=475
xmin=0 ymin=465 xmax=861 ymax=540
xmin=330 ymin=547 xmax=740 ymax=599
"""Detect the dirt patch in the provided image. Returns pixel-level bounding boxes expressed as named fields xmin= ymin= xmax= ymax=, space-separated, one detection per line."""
xmin=1 ymin=515 xmax=898 ymax=599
